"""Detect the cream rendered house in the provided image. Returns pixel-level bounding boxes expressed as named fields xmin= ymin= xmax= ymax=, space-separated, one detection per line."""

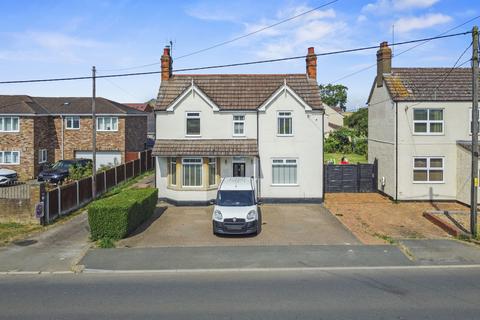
xmin=324 ymin=105 xmax=344 ymax=136
xmin=153 ymin=47 xmax=325 ymax=205
xmin=368 ymin=41 xmax=479 ymax=204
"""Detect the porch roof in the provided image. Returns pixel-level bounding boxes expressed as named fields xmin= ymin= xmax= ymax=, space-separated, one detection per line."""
xmin=152 ymin=139 xmax=258 ymax=157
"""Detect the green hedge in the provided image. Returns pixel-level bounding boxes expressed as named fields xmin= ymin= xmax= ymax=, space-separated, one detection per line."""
xmin=88 ymin=187 xmax=158 ymax=240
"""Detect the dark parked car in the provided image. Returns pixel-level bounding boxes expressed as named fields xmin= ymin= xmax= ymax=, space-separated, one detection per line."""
xmin=37 ymin=159 xmax=92 ymax=184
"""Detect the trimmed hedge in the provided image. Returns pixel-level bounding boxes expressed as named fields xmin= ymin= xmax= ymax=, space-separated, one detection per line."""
xmin=88 ymin=188 xmax=158 ymax=240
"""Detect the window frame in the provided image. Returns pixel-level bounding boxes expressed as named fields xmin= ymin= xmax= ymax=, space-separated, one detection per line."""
xmin=412 ymin=156 xmax=445 ymax=184
xmin=271 ymin=158 xmax=298 ymax=186
xmin=182 ymin=157 xmax=203 ymax=187
xmin=232 ymin=114 xmax=246 ymax=137
xmin=208 ymin=157 xmax=217 ymax=186
xmin=0 ymin=151 xmax=20 ymax=165
xmin=96 ymin=116 xmax=118 ymax=132
xmin=0 ymin=117 xmax=20 ymax=133
xmin=412 ymin=108 xmax=444 ymax=135
xmin=65 ymin=116 xmax=80 ymax=130
xmin=38 ymin=149 xmax=48 ymax=164
xmin=185 ymin=112 xmax=201 ymax=137
xmin=169 ymin=157 xmax=177 ymax=186
xmin=277 ymin=111 xmax=293 ymax=136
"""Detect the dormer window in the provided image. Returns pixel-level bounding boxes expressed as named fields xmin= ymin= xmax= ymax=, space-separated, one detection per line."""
xmin=186 ymin=112 xmax=200 ymax=136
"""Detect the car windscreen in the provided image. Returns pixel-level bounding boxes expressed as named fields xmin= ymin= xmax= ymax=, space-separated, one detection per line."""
xmin=217 ymin=190 xmax=254 ymax=207
xmin=51 ymin=161 xmax=74 ymax=170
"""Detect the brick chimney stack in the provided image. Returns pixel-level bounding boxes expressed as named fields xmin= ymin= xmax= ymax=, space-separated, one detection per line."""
xmin=161 ymin=46 xmax=172 ymax=81
xmin=306 ymin=47 xmax=317 ymax=80
xmin=376 ymin=41 xmax=392 ymax=87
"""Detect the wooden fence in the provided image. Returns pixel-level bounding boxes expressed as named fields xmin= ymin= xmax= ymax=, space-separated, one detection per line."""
xmin=44 ymin=149 xmax=154 ymax=224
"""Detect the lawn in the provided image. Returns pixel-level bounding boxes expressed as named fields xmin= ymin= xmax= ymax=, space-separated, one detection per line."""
xmin=0 ymin=222 xmax=42 ymax=245
xmin=324 ymin=153 xmax=367 ymax=164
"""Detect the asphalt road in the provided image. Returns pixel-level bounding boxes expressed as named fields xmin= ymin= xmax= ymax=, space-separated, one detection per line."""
xmin=1 ymin=267 xmax=480 ymax=319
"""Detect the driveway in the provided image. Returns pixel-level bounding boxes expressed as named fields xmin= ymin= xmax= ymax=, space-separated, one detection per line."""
xmin=118 ymin=204 xmax=360 ymax=247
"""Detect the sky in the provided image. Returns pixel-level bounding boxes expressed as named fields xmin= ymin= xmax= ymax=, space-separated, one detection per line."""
xmin=0 ymin=0 xmax=478 ymax=110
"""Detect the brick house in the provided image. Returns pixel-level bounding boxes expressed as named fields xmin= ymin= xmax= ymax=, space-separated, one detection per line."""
xmin=0 ymin=95 xmax=148 ymax=180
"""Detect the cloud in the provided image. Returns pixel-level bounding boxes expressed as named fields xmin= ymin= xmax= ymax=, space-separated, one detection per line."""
xmin=362 ymin=0 xmax=439 ymax=14
xmin=394 ymin=13 xmax=452 ymax=33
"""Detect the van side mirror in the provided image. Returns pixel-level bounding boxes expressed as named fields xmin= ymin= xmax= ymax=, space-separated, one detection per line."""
xmin=257 ymin=200 xmax=262 ymax=205
xmin=210 ymin=199 xmax=216 ymax=205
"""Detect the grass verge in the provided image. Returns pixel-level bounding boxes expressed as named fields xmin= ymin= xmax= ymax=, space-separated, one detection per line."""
xmin=0 ymin=222 xmax=43 ymax=246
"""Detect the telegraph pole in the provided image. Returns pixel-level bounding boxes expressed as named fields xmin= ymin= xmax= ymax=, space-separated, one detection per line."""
xmin=471 ymin=26 xmax=479 ymax=237
xmin=92 ymin=66 xmax=97 ymax=198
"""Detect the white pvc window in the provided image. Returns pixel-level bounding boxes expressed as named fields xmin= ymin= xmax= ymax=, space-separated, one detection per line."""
xmin=39 ymin=149 xmax=47 ymax=164
xmin=0 ymin=151 xmax=20 ymax=164
xmin=233 ymin=115 xmax=245 ymax=136
xmin=277 ymin=111 xmax=293 ymax=135
xmin=170 ymin=157 xmax=177 ymax=186
xmin=97 ymin=117 xmax=118 ymax=131
xmin=182 ymin=158 xmax=202 ymax=187
xmin=186 ymin=112 xmax=200 ymax=136
xmin=413 ymin=157 xmax=444 ymax=183
xmin=208 ymin=158 xmax=216 ymax=186
xmin=272 ymin=159 xmax=297 ymax=185
xmin=65 ymin=116 xmax=80 ymax=129
xmin=413 ymin=109 xmax=443 ymax=134
xmin=0 ymin=117 xmax=19 ymax=132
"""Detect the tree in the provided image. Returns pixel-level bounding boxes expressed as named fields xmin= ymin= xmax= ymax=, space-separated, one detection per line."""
xmin=318 ymin=84 xmax=348 ymax=111
xmin=344 ymin=108 xmax=368 ymax=137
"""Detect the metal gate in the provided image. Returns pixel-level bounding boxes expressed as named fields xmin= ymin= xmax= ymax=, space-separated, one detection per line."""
xmin=324 ymin=162 xmax=377 ymax=193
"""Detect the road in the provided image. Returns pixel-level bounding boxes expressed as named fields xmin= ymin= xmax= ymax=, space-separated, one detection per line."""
xmin=1 ymin=267 xmax=480 ymax=319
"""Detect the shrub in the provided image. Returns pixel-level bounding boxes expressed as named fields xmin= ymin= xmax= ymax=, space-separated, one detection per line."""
xmin=88 ymin=187 xmax=158 ymax=240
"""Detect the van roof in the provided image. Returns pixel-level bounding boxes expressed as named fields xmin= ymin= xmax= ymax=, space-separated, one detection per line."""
xmin=219 ymin=177 xmax=254 ymax=191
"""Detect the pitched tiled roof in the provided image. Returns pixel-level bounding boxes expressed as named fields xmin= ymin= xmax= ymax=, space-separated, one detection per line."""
xmin=156 ymin=74 xmax=323 ymax=111
xmin=124 ymin=103 xmax=153 ymax=112
xmin=152 ymin=139 xmax=258 ymax=156
xmin=0 ymin=95 xmax=146 ymax=115
xmin=383 ymin=68 xmax=477 ymax=102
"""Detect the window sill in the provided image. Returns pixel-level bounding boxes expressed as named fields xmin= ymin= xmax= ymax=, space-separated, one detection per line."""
xmin=0 ymin=131 xmax=20 ymax=133
xmin=412 ymin=133 xmax=444 ymax=136
xmin=185 ymin=135 xmax=202 ymax=138
xmin=97 ymin=130 xmax=118 ymax=132
xmin=167 ymin=185 xmax=218 ymax=191
xmin=412 ymin=181 xmax=445 ymax=184
xmin=0 ymin=163 xmax=20 ymax=166
xmin=66 ymin=128 xmax=80 ymax=130
xmin=271 ymin=184 xmax=299 ymax=187
xmin=276 ymin=134 xmax=294 ymax=137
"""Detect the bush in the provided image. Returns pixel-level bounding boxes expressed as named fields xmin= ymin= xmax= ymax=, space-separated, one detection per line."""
xmin=88 ymin=187 xmax=158 ymax=240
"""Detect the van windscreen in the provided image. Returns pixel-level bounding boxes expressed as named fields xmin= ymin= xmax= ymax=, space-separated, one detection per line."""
xmin=217 ymin=191 xmax=254 ymax=207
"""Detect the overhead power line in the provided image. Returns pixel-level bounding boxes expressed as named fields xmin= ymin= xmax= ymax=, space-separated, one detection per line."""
xmin=0 ymin=31 xmax=471 ymax=85
xmin=98 ymin=0 xmax=340 ymax=72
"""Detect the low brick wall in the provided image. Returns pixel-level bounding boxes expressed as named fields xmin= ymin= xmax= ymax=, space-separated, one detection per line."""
xmin=0 ymin=183 xmax=43 ymax=224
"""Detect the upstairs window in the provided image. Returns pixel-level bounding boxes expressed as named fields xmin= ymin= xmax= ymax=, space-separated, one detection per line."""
xmin=186 ymin=112 xmax=200 ymax=136
xmin=413 ymin=157 xmax=444 ymax=183
xmin=233 ymin=115 xmax=245 ymax=136
xmin=65 ymin=116 xmax=80 ymax=129
xmin=277 ymin=111 xmax=292 ymax=135
xmin=97 ymin=117 xmax=118 ymax=131
xmin=0 ymin=117 xmax=19 ymax=132
xmin=413 ymin=109 xmax=443 ymax=134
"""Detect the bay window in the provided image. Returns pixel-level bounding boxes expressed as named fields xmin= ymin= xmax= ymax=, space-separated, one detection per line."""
xmin=170 ymin=157 xmax=177 ymax=186
xmin=208 ymin=158 xmax=216 ymax=186
xmin=182 ymin=158 xmax=202 ymax=187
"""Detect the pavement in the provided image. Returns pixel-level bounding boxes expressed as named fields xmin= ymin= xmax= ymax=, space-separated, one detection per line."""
xmin=2 ymin=268 xmax=480 ymax=319
xmin=0 ymin=212 xmax=90 ymax=273
xmin=118 ymin=204 xmax=360 ymax=247
xmin=400 ymin=239 xmax=480 ymax=265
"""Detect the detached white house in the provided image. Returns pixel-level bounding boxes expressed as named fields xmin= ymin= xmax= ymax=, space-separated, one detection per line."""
xmin=368 ymin=41 xmax=479 ymax=204
xmin=153 ymin=47 xmax=324 ymax=205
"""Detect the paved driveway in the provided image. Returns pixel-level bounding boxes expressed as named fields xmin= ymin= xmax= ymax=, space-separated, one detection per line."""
xmin=118 ymin=204 xmax=360 ymax=247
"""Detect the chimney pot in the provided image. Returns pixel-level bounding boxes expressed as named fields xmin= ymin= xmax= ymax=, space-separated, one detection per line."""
xmin=306 ymin=47 xmax=317 ymax=80
xmin=376 ymin=41 xmax=392 ymax=87
xmin=161 ymin=46 xmax=172 ymax=81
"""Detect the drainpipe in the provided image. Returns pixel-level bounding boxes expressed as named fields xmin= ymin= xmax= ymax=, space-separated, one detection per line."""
xmin=395 ymin=101 xmax=398 ymax=202
xmin=60 ymin=115 xmax=64 ymax=160
xmin=322 ymin=110 xmax=325 ymax=201
xmin=256 ymin=109 xmax=261 ymax=199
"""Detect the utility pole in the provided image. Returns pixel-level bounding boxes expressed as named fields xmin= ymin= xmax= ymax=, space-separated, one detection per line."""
xmin=92 ymin=66 xmax=97 ymax=199
xmin=471 ymin=26 xmax=479 ymax=237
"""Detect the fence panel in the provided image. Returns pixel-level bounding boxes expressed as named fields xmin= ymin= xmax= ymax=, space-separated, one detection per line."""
xmin=324 ymin=163 xmax=377 ymax=193
xmin=95 ymin=172 xmax=105 ymax=194
xmin=134 ymin=159 xmax=141 ymax=176
xmin=78 ymin=177 xmax=92 ymax=203
xmin=105 ymin=168 xmax=116 ymax=189
xmin=125 ymin=161 xmax=133 ymax=179
xmin=47 ymin=189 xmax=59 ymax=221
xmin=116 ymin=164 xmax=125 ymax=184
xmin=140 ymin=151 xmax=147 ymax=172
xmin=0 ymin=183 xmax=30 ymax=199
xmin=60 ymin=183 xmax=77 ymax=214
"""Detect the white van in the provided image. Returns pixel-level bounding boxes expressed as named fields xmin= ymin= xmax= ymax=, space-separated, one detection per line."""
xmin=212 ymin=177 xmax=261 ymax=235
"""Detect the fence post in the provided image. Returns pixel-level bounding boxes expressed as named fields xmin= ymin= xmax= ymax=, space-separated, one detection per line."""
xmin=133 ymin=161 xmax=135 ymax=177
xmin=104 ymin=171 xmax=107 ymax=193
xmin=138 ymin=151 xmax=142 ymax=173
xmin=114 ymin=166 xmax=118 ymax=186
xmin=45 ymin=191 xmax=50 ymax=224
xmin=124 ymin=162 xmax=127 ymax=180
xmin=76 ymin=180 xmax=80 ymax=207
xmin=57 ymin=187 xmax=61 ymax=216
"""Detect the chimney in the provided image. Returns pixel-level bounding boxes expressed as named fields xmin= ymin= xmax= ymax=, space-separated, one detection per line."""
xmin=306 ymin=47 xmax=317 ymax=80
xmin=376 ymin=41 xmax=392 ymax=87
xmin=161 ymin=46 xmax=172 ymax=81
